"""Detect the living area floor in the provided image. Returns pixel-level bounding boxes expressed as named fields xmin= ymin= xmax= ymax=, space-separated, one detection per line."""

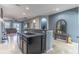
xmin=0 ymin=34 xmax=78 ymax=54
xmin=47 ymin=39 xmax=78 ymax=54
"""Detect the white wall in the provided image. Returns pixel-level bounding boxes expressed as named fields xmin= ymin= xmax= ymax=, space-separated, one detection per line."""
xmin=0 ymin=21 xmax=2 ymax=43
xmin=34 ymin=17 xmax=40 ymax=29
xmin=29 ymin=17 xmax=40 ymax=29
xmin=28 ymin=16 xmax=49 ymax=29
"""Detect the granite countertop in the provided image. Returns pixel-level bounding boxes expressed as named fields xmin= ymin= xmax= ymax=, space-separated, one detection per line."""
xmin=17 ymin=32 xmax=44 ymax=38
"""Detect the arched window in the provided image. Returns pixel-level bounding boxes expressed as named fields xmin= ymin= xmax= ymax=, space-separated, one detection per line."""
xmin=56 ymin=19 xmax=67 ymax=34
xmin=41 ymin=18 xmax=47 ymax=30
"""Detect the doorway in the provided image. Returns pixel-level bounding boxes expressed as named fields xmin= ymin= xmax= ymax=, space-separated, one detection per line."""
xmin=13 ymin=23 xmax=21 ymax=33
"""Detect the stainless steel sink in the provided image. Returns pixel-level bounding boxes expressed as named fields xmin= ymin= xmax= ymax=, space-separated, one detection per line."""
xmin=24 ymin=33 xmax=35 ymax=35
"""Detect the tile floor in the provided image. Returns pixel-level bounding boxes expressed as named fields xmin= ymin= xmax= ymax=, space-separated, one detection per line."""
xmin=0 ymin=34 xmax=78 ymax=54
xmin=0 ymin=34 xmax=21 ymax=54
xmin=47 ymin=39 xmax=78 ymax=54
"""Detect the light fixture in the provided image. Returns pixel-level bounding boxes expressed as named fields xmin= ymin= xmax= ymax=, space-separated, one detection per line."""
xmin=41 ymin=18 xmax=47 ymax=22
xmin=0 ymin=18 xmax=4 ymax=22
xmin=55 ymin=8 xmax=60 ymax=11
xmin=25 ymin=7 xmax=30 ymax=10
xmin=33 ymin=19 xmax=36 ymax=23
xmin=22 ymin=12 xmax=26 ymax=15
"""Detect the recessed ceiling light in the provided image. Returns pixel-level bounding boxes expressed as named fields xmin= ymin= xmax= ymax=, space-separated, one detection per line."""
xmin=25 ymin=7 xmax=30 ymax=10
xmin=22 ymin=12 xmax=26 ymax=15
xmin=55 ymin=8 xmax=60 ymax=11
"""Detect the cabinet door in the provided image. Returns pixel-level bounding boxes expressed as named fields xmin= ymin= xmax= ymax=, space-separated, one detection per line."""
xmin=41 ymin=37 xmax=46 ymax=53
xmin=20 ymin=38 xmax=23 ymax=50
xmin=17 ymin=35 xmax=20 ymax=48
xmin=22 ymin=37 xmax=27 ymax=54
xmin=28 ymin=37 xmax=41 ymax=54
xmin=17 ymin=35 xmax=22 ymax=49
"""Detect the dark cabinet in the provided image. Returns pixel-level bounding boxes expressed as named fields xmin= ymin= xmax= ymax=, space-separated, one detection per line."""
xmin=22 ymin=38 xmax=27 ymax=54
xmin=41 ymin=37 xmax=46 ymax=53
xmin=19 ymin=37 xmax=22 ymax=50
xmin=17 ymin=35 xmax=23 ymax=52
xmin=18 ymin=36 xmax=43 ymax=54
xmin=27 ymin=36 xmax=42 ymax=54
xmin=17 ymin=32 xmax=46 ymax=54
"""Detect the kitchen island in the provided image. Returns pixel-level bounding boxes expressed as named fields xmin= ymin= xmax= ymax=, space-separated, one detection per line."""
xmin=17 ymin=32 xmax=45 ymax=54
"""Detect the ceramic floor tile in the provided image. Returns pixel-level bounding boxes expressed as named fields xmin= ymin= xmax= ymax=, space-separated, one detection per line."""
xmin=0 ymin=34 xmax=22 ymax=54
xmin=47 ymin=39 xmax=78 ymax=54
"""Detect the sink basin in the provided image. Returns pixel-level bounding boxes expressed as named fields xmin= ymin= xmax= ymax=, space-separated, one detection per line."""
xmin=24 ymin=33 xmax=35 ymax=35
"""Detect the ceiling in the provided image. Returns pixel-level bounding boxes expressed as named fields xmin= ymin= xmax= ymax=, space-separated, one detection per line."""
xmin=0 ymin=4 xmax=78 ymax=20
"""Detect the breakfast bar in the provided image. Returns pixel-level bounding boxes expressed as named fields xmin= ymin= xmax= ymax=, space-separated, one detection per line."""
xmin=17 ymin=32 xmax=45 ymax=54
